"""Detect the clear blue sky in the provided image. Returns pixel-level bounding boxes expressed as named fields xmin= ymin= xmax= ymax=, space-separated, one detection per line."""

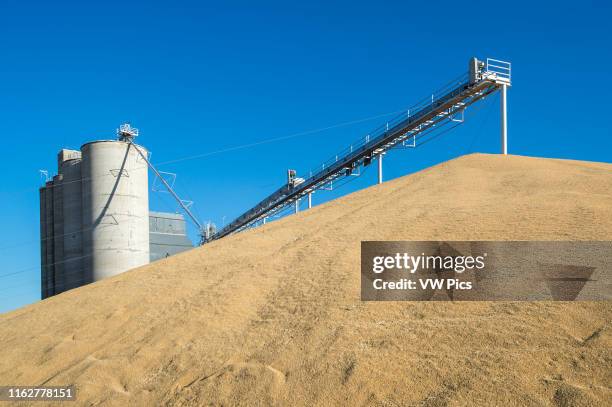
xmin=1 ymin=0 xmax=610 ymax=313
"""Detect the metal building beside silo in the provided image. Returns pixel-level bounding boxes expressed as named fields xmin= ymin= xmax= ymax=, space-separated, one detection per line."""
xmin=149 ymin=211 xmax=193 ymax=261
xmin=40 ymin=129 xmax=194 ymax=299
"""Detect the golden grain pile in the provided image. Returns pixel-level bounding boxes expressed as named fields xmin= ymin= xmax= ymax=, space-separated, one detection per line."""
xmin=1 ymin=154 xmax=610 ymax=406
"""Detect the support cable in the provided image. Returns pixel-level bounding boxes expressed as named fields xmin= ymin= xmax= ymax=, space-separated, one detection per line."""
xmin=126 ymin=140 xmax=205 ymax=240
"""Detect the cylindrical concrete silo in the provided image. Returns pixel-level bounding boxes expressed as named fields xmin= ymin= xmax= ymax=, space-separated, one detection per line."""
xmin=52 ymin=174 xmax=64 ymax=293
xmin=39 ymin=186 xmax=47 ymax=299
xmin=81 ymin=140 xmax=149 ymax=282
xmin=43 ymin=181 xmax=55 ymax=298
xmin=60 ymin=158 xmax=83 ymax=291
xmin=39 ymin=184 xmax=55 ymax=299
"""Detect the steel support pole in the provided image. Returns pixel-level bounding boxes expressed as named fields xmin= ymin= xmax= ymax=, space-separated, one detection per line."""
xmin=295 ymin=199 xmax=299 ymax=214
xmin=501 ymin=84 xmax=508 ymax=155
xmin=378 ymin=154 xmax=383 ymax=184
xmin=308 ymin=192 xmax=312 ymax=209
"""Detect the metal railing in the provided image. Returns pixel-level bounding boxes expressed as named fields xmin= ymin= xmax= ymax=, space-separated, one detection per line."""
xmin=485 ymin=58 xmax=511 ymax=82
xmin=209 ymin=58 xmax=508 ymax=241
xmin=312 ymin=72 xmax=470 ymax=174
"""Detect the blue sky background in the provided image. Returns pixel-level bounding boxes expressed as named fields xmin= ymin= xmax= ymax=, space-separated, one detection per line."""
xmin=1 ymin=0 xmax=610 ymax=313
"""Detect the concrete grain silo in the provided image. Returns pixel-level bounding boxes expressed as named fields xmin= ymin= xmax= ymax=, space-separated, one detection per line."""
xmin=39 ymin=181 xmax=56 ymax=298
xmin=40 ymin=124 xmax=194 ymax=299
xmin=51 ymin=174 xmax=64 ymax=294
xmin=81 ymin=140 xmax=150 ymax=282
xmin=59 ymin=150 xmax=83 ymax=291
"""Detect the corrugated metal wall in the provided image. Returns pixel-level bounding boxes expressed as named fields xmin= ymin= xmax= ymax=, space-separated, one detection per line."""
xmin=149 ymin=211 xmax=193 ymax=262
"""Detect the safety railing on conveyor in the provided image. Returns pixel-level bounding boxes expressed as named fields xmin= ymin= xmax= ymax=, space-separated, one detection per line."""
xmin=209 ymin=58 xmax=509 ymax=241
